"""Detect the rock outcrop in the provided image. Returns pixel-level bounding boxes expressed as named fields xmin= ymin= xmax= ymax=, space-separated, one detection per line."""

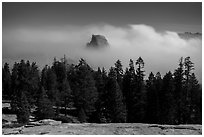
xmin=2 ymin=123 xmax=202 ymax=135
xmin=28 ymin=119 xmax=62 ymax=126
xmin=87 ymin=34 xmax=109 ymax=48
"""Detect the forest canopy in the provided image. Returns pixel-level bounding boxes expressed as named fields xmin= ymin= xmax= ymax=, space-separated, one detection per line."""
xmin=2 ymin=56 xmax=202 ymax=124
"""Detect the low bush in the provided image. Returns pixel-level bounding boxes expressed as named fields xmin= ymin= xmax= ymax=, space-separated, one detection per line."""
xmin=53 ymin=116 xmax=73 ymax=123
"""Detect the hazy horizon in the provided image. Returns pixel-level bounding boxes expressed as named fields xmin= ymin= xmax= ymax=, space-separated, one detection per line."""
xmin=2 ymin=2 xmax=202 ymax=82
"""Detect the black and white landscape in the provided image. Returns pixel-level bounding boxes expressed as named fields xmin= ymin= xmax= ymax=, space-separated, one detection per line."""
xmin=2 ymin=2 xmax=202 ymax=135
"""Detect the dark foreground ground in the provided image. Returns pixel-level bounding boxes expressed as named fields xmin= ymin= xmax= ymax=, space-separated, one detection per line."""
xmin=2 ymin=123 xmax=202 ymax=135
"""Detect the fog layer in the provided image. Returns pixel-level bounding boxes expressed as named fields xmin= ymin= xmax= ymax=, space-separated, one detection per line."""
xmin=3 ymin=24 xmax=202 ymax=82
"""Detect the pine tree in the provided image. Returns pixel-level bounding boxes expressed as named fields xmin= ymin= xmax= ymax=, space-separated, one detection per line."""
xmin=42 ymin=66 xmax=59 ymax=106
xmin=145 ymin=72 xmax=158 ymax=123
xmin=2 ymin=63 xmax=11 ymax=100
xmin=160 ymin=71 xmax=176 ymax=124
xmin=99 ymin=67 xmax=111 ymax=123
xmin=122 ymin=59 xmax=137 ymax=122
xmin=17 ymin=60 xmax=30 ymax=93
xmin=184 ymin=57 xmax=194 ymax=85
xmin=94 ymin=67 xmax=104 ymax=94
xmin=11 ymin=60 xmax=40 ymax=107
xmin=114 ymin=59 xmax=123 ymax=89
xmin=52 ymin=58 xmax=73 ymax=115
xmin=16 ymin=92 xmax=30 ymax=124
xmin=29 ymin=62 xmax=40 ymax=106
xmin=11 ymin=60 xmax=31 ymax=112
xmin=188 ymin=73 xmax=202 ymax=124
xmin=183 ymin=56 xmax=194 ymax=123
xmin=60 ymin=79 xmax=72 ymax=116
xmin=10 ymin=62 xmax=19 ymax=112
xmin=123 ymin=68 xmax=130 ymax=101
xmin=74 ymin=59 xmax=98 ymax=122
xmin=154 ymin=72 xmax=162 ymax=123
xmin=122 ymin=68 xmax=131 ymax=121
xmin=173 ymin=57 xmax=185 ymax=124
xmin=41 ymin=65 xmax=48 ymax=89
xmin=93 ymin=67 xmax=108 ymax=123
xmin=136 ymin=57 xmax=145 ymax=87
xmin=106 ymin=67 xmax=127 ymax=123
xmin=134 ymin=57 xmax=146 ymax=122
xmin=36 ymin=87 xmax=55 ymax=120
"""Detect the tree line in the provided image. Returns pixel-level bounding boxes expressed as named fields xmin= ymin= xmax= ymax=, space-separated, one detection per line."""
xmin=2 ymin=56 xmax=202 ymax=124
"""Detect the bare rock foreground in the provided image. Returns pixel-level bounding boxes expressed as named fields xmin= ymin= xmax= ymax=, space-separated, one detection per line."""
xmin=3 ymin=123 xmax=202 ymax=135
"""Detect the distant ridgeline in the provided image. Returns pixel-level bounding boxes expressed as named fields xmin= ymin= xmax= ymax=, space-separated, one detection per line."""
xmin=178 ymin=32 xmax=202 ymax=40
xmin=87 ymin=34 xmax=109 ymax=48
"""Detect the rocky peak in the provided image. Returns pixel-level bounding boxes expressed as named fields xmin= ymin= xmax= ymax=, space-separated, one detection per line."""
xmin=87 ymin=34 xmax=109 ymax=48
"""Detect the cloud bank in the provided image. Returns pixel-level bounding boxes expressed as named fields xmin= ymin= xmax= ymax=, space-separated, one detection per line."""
xmin=3 ymin=24 xmax=202 ymax=82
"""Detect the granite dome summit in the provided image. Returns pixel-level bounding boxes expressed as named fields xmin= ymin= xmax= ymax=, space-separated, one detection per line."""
xmin=87 ymin=34 xmax=109 ymax=48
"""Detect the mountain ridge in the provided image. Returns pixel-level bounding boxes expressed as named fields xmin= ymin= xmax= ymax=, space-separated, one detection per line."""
xmin=178 ymin=32 xmax=202 ymax=40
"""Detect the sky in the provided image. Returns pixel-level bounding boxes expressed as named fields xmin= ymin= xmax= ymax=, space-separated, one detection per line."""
xmin=3 ymin=2 xmax=201 ymax=32
xmin=2 ymin=2 xmax=202 ymax=82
